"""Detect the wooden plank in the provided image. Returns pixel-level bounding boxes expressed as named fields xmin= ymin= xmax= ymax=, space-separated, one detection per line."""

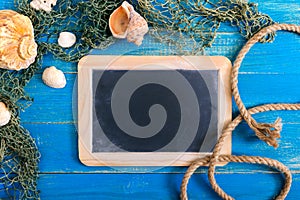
xmin=0 ymin=1 xmax=299 ymax=73
xmin=21 ymin=73 xmax=300 ymax=123
xmin=5 ymin=173 xmax=295 ymax=200
xmin=2 ymin=0 xmax=299 ymax=28
xmin=25 ymin=31 xmax=299 ymax=73
xmin=0 ymin=0 xmax=299 ymax=198
xmin=24 ymin=123 xmax=300 ymax=173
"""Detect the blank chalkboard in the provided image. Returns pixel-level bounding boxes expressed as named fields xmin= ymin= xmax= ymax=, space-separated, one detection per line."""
xmin=78 ymin=56 xmax=232 ymax=166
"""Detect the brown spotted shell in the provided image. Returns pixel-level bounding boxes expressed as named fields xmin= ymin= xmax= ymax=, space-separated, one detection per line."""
xmin=109 ymin=1 xmax=148 ymax=46
xmin=0 ymin=10 xmax=38 ymax=71
xmin=126 ymin=4 xmax=149 ymax=46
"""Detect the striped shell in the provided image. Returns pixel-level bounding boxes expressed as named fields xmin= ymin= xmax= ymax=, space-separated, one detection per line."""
xmin=0 ymin=10 xmax=38 ymax=71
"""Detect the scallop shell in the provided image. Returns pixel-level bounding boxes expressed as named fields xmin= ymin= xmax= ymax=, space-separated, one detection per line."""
xmin=58 ymin=32 xmax=76 ymax=48
xmin=30 ymin=0 xmax=57 ymax=13
xmin=109 ymin=1 xmax=148 ymax=46
xmin=0 ymin=10 xmax=38 ymax=71
xmin=42 ymin=66 xmax=66 ymax=89
xmin=0 ymin=102 xmax=11 ymax=127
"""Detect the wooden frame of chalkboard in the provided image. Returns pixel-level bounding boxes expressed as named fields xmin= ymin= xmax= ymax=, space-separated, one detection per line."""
xmin=78 ymin=56 xmax=232 ymax=166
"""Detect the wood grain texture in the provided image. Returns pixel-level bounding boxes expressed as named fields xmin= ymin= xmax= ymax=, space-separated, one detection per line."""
xmin=23 ymin=122 xmax=300 ymax=173
xmin=21 ymin=73 xmax=300 ymax=123
xmin=31 ymin=173 xmax=300 ymax=200
xmin=0 ymin=0 xmax=299 ymax=199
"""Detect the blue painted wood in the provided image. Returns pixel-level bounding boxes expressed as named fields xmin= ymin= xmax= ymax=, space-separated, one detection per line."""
xmin=0 ymin=0 xmax=299 ymax=199
xmin=20 ymin=73 xmax=300 ymax=123
xmin=23 ymin=122 xmax=300 ymax=173
xmin=31 ymin=173 xmax=300 ymax=200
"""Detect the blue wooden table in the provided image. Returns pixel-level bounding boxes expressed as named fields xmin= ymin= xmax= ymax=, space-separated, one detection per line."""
xmin=1 ymin=0 xmax=300 ymax=199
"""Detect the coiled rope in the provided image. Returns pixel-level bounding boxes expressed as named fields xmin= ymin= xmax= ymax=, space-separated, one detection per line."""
xmin=181 ymin=23 xmax=300 ymax=200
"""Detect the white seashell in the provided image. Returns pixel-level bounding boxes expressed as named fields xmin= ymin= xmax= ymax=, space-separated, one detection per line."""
xmin=126 ymin=4 xmax=149 ymax=46
xmin=42 ymin=66 xmax=66 ymax=89
xmin=0 ymin=102 xmax=11 ymax=127
xmin=58 ymin=32 xmax=76 ymax=48
xmin=109 ymin=1 xmax=148 ymax=46
xmin=30 ymin=0 xmax=57 ymax=13
xmin=0 ymin=10 xmax=38 ymax=71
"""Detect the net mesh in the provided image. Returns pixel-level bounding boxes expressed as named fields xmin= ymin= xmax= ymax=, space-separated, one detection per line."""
xmin=0 ymin=0 xmax=120 ymax=199
xmin=0 ymin=54 xmax=42 ymax=199
xmin=0 ymin=0 xmax=274 ymax=198
xmin=131 ymin=0 xmax=275 ymax=55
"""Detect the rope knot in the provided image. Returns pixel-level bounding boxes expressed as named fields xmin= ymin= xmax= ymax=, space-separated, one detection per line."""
xmin=254 ymin=118 xmax=282 ymax=148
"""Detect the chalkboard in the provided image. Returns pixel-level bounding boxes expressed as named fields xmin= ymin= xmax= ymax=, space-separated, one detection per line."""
xmin=78 ymin=56 xmax=232 ymax=166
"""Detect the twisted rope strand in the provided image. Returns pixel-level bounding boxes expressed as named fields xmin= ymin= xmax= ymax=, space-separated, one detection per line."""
xmin=232 ymin=23 xmax=300 ymax=148
xmin=181 ymin=23 xmax=300 ymax=200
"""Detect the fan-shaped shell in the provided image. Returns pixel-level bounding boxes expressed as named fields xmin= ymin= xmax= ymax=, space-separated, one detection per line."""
xmin=109 ymin=1 xmax=148 ymax=46
xmin=0 ymin=10 xmax=38 ymax=71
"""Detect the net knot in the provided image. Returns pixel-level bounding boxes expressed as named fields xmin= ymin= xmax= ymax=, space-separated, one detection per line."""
xmin=253 ymin=118 xmax=282 ymax=148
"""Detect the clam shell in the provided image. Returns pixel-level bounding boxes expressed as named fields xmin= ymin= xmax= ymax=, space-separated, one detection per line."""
xmin=0 ymin=10 xmax=38 ymax=71
xmin=58 ymin=32 xmax=76 ymax=48
xmin=0 ymin=102 xmax=11 ymax=127
xmin=42 ymin=66 xmax=66 ymax=89
xmin=109 ymin=1 xmax=148 ymax=45
xmin=30 ymin=0 xmax=57 ymax=13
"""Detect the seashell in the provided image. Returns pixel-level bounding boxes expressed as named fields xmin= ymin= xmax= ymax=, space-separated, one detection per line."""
xmin=0 ymin=10 xmax=38 ymax=71
xmin=126 ymin=4 xmax=149 ymax=46
xmin=42 ymin=66 xmax=66 ymax=89
xmin=109 ymin=1 xmax=148 ymax=46
xmin=30 ymin=0 xmax=57 ymax=13
xmin=58 ymin=32 xmax=76 ymax=48
xmin=0 ymin=102 xmax=11 ymax=127
xmin=109 ymin=2 xmax=131 ymax=39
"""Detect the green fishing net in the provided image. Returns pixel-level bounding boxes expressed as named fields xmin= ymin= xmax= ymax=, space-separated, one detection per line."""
xmin=0 ymin=0 xmax=120 ymax=199
xmin=0 ymin=51 xmax=42 ymax=199
xmin=0 ymin=0 xmax=274 ymax=199
xmin=132 ymin=0 xmax=274 ymax=55
xmin=15 ymin=0 xmax=120 ymax=62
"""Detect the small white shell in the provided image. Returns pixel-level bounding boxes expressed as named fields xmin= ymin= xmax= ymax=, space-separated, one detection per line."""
xmin=42 ymin=66 xmax=66 ymax=89
xmin=0 ymin=102 xmax=11 ymax=127
xmin=30 ymin=0 xmax=57 ymax=13
xmin=109 ymin=1 xmax=148 ymax=46
xmin=58 ymin=32 xmax=76 ymax=48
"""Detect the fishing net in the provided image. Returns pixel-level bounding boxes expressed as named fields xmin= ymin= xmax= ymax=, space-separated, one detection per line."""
xmin=0 ymin=51 xmax=42 ymax=199
xmin=131 ymin=0 xmax=275 ymax=55
xmin=0 ymin=0 xmax=274 ymax=198
xmin=0 ymin=0 xmax=120 ymax=198
xmin=15 ymin=0 xmax=120 ymax=62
